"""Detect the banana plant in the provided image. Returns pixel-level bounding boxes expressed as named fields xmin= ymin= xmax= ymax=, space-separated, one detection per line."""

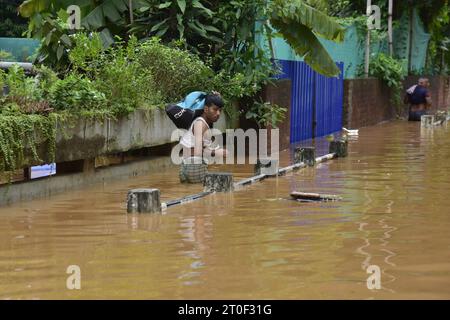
xmin=19 ymin=0 xmax=139 ymax=66
xmin=269 ymin=0 xmax=345 ymax=77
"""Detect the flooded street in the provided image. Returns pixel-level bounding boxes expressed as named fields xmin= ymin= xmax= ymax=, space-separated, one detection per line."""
xmin=0 ymin=120 xmax=449 ymax=299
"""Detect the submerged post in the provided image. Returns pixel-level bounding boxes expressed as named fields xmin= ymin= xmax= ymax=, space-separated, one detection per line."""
xmin=294 ymin=147 xmax=316 ymax=166
xmin=435 ymin=111 xmax=447 ymax=125
xmin=204 ymin=172 xmax=234 ymax=192
xmin=421 ymin=115 xmax=435 ymax=127
xmin=127 ymin=188 xmax=161 ymax=213
xmin=254 ymin=158 xmax=279 ymax=176
xmin=329 ymin=139 xmax=348 ymax=158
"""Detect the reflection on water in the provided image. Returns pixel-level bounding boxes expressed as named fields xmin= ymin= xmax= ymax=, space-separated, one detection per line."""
xmin=0 ymin=120 xmax=450 ymax=299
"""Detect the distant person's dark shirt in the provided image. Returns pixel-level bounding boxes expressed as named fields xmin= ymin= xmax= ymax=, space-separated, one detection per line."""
xmin=410 ymin=85 xmax=429 ymax=105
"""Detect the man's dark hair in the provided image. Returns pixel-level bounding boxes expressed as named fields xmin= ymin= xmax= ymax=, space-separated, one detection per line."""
xmin=205 ymin=93 xmax=224 ymax=108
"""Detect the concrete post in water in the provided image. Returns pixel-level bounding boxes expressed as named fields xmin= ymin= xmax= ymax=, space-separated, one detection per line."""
xmin=435 ymin=111 xmax=447 ymax=125
xmin=204 ymin=172 xmax=234 ymax=192
xmin=421 ymin=115 xmax=435 ymax=127
xmin=329 ymin=139 xmax=348 ymax=158
xmin=294 ymin=147 xmax=316 ymax=166
xmin=127 ymin=188 xmax=161 ymax=213
xmin=254 ymin=158 xmax=279 ymax=176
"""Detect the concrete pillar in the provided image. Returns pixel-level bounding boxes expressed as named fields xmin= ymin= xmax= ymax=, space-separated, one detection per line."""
xmin=435 ymin=111 xmax=447 ymax=124
xmin=203 ymin=172 xmax=234 ymax=192
xmin=127 ymin=188 xmax=161 ymax=213
xmin=421 ymin=115 xmax=435 ymax=127
xmin=294 ymin=147 xmax=316 ymax=166
xmin=254 ymin=158 xmax=279 ymax=176
xmin=329 ymin=139 xmax=348 ymax=158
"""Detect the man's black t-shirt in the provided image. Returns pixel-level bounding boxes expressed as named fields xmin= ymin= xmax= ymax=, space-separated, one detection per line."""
xmin=410 ymin=85 xmax=429 ymax=105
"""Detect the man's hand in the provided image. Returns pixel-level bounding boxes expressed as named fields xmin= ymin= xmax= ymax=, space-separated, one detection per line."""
xmin=215 ymin=148 xmax=228 ymax=157
xmin=207 ymin=148 xmax=228 ymax=158
xmin=425 ymin=96 xmax=432 ymax=108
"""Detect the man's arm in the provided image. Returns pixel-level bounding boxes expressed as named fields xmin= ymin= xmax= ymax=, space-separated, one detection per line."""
xmin=193 ymin=120 xmax=228 ymax=159
xmin=425 ymin=94 xmax=432 ymax=108
xmin=192 ymin=120 xmax=207 ymax=157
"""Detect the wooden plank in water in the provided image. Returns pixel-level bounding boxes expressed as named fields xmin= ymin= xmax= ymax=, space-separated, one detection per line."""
xmin=290 ymin=191 xmax=342 ymax=202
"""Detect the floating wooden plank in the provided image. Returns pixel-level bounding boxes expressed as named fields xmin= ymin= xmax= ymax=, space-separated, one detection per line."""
xmin=290 ymin=191 xmax=342 ymax=202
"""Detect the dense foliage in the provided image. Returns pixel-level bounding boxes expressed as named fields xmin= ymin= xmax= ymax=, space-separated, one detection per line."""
xmin=0 ymin=0 xmax=28 ymax=37
xmin=329 ymin=0 xmax=450 ymax=75
xmin=1 ymin=0 xmax=346 ymax=174
xmin=366 ymin=53 xmax=406 ymax=113
xmin=19 ymin=0 xmax=344 ymax=78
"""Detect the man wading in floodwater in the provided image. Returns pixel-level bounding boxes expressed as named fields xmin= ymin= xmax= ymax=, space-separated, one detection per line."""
xmin=406 ymin=78 xmax=432 ymax=121
xmin=179 ymin=93 xmax=228 ymax=183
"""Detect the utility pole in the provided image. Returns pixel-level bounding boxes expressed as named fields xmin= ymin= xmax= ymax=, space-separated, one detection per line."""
xmin=129 ymin=0 xmax=134 ymax=24
xmin=388 ymin=0 xmax=393 ymax=56
xmin=364 ymin=0 xmax=372 ymax=78
xmin=408 ymin=5 xmax=413 ymax=73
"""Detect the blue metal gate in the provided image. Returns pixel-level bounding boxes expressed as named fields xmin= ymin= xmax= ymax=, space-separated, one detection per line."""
xmin=276 ymin=60 xmax=344 ymax=143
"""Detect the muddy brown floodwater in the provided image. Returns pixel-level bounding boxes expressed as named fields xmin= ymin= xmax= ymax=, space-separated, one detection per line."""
xmin=0 ymin=120 xmax=449 ymax=299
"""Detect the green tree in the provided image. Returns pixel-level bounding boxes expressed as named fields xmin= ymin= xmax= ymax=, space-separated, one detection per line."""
xmin=0 ymin=0 xmax=28 ymax=37
xmin=18 ymin=0 xmax=137 ymax=67
xmin=19 ymin=0 xmax=344 ymax=77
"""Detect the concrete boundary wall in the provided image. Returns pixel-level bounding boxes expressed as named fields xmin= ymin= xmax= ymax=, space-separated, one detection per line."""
xmin=0 ymin=107 xmax=228 ymax=206
xmin=20 ymin=107 xmax=228 ymax=168
xmin=0 ymin=156 xmax=174 ymax=206
xmin=343 ymin=76 xmax=450 ymax=129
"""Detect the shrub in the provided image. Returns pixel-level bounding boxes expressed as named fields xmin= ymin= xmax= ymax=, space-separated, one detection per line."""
xmin=93 ymin=38 xmax=162 ymax=116
xmin=49 ymin=74 xmax=106 ymax=112
xmin=137 ymin=38 xmax=214 ymax=102
xmin=35 ymin=65 xmax=59 ymax=99
xmin=2 ymin=64 xmax=42 ymax=101
xmin=0 ymin=69 xmax=5 ymax=90
xmin=69 ymin=34 xmax=162 ymax=116
xmin=245 ymin=99 xmax=287 ymax=128
xmin=368 ymin=53 xmax=406 ymax=112
xmin=0 ymin=64 xmax=53 ymax=115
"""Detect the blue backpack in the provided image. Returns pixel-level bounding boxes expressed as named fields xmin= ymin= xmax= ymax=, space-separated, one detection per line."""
xmin=166 ymin=91 xmax=207 ymax=129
